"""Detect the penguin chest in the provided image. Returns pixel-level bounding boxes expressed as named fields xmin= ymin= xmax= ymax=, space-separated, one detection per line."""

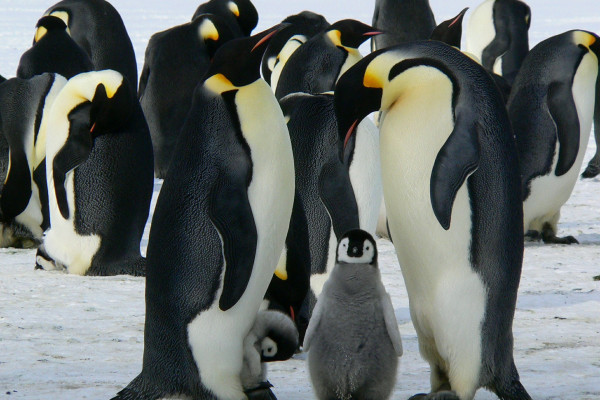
xmin=379 ymin=76 xmax=485 ymax=339
xmin=523 ymin=52 xmax=598 ymax=229
xmin=337 ymin=48 xmax=363 ymax=84
xmin=271 ymin=35 xmax=306 ymax=91
xmin=465 ymin=0 xmax=496 ymax=63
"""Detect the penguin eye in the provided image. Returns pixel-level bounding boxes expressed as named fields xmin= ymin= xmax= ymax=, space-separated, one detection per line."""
xmin=365 ymin=246 xmax=370 ymax=251
xmin=342 ymin=243 xmax=347 ymax=247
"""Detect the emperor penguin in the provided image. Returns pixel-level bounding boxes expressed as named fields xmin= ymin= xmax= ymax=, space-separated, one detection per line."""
xmin=304 ymin=229 xmax=402 ymax=400
xmin=17 ymin=15 xmax=93 ymax=79
xmin=371 ymin=0 xmax=436 ymax=52
xmin=41 ymin=0 xmax=138 ymax=88
xmin=192 ymin=0 xmax=258 ymax=37
xmin=508 ymin=30 xmax=600 ymax=244
xmin=274 ymin=19 xmax=381 ymax=100
xmin=0 ymin=73 xmax=67 ymax=248
xmin=464 ymin=0 xmax=531 ymax=85
xmin=39 ymin=70 xmax=154 ymax=276
xmin=261 ymin=11 xmax=330 ymax=90
xmin=112 ymin=26 xmax=294 ymax=400
xmin=430 ymin=8 xmax=469 ymax=49
xmin=139 ymin=13 xmax=238 ymax=178
xmin=580 ymin=75 xmax=600 ymax=178
xmin=334 ymin=40 xmax=531 ymax=400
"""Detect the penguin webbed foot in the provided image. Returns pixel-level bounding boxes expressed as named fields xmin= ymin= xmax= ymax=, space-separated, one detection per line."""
xmin=244 ymin=381 xmax=277 ymax=400
xmin=541 ymin=224 xmax=578 ymax=244
xmin=581 ymin=160 xmax=600 ymax=178
xmin=408 ymin=391 xmax=459 ymax=400
xmin=524 ymin=230 xmax=541 ymax=242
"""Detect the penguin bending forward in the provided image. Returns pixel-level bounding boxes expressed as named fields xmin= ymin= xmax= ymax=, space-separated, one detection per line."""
xmin=192 ymin=0 xmax=258 ymax=37
xmin=335 ymin=41 xmax=531 ymax=400
xmin=113 ymin=26 xmax=294 ymax=400
xmin=304 ymin=229 xmax=402 ymax=400
xmin=508 ymin=30 xmax=600 ymax=244
xmin=39 ymin=70 xmax=153 ymax=276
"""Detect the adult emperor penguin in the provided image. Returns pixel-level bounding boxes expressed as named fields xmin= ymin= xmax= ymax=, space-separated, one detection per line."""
xmin=39 ymin=70 xmax=153 ymax=275
xmin=464 ymin=0 xmax=531 ymax=85
xmin=139 ymin=13 xmax=237 ymax=178
xmin=581 ymin=76 xmax=600 ymax=178
xmin=274 ymin=19 xmax=381 ymax=100
xmin=261 ymin=11 xmax=330 ymax=90
xmin=0 ymin=73 xmax=67 ymax=248
xmin=41 ymin=0 xmax=138 ymax=88
xmin=192 ymin=0 xmax=258 ymax=37
xmin=112 ymin=26 xmax=294 ymax=400
xmin=334 ymin=40 xmax=531 ymax=400
xmin=508 ymin=30 xmax=600 ymax=244
xmin=17 ymin=15 xmax=93 ymax=79
xmin=371 ymin=0 xmax=436 ymax=52
xmin=430 ymin=8 xmax=469 ymax=49
xmin=304 ymin=229 xmax=402 ymax=400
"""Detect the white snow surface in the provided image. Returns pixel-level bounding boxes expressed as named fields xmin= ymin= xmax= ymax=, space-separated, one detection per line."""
xmin=0 ymin=0 xmax=599 ymax=399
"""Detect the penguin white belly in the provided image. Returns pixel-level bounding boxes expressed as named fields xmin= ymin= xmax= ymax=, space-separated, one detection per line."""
xmin=349 ymin=117 xmax=382 ymax=235
xmin=44 ymin=172 xmax=101 ymax=275
xmin=187 ymin=80 xmax=294 ymax=400
xmin=14 ymin=185 xmax=43 ymax=238
xmin=309 ymin=225 xmax=337 ymax=297
xmin=379 ymin=73 xmax=485 ymax=389
xmin=336 ymin=49 xmax=363 ymax=84
xmin=523 ymin=53 xmax=598 ymax=231
xmin=464 ymin=0 xmax=496 ymax=62
xmin=271 ymin=35 xmax=306 ymax=92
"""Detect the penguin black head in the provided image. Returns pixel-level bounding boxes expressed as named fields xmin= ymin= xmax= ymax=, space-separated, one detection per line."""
xmin=227 ymin=0 xmax=259 ymax=36
xmin=327 ymin=19 xmax=382 ymax=49
xmin=34 ymin=15 xmax=68 ymax=42
xmin=87 ymin=77 xmax=134 ymax=136
xmin=193 ymin=13 xmax=237 ymax=59
xmin=430 ymin=7 xmax=468 ymax=49
xmin=281 ymin=10 xmax=330 ymax=30
xmin=204 ymin=24 xmax=285 ymax=88
xmin=260 ymin=328 xmax=298 ymax=362
xmin=336 ymin=229 xmax=378 ymax=265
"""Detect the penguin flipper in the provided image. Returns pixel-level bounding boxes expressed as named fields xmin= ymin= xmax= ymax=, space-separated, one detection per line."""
xmin=208 ymin=168 xmax=258 ymax=311
xmin=547 ymin=81 xmax=580 ymax=176
xmin=430 ymin=110 xmax=480 ymax=230
xmin=0 ymin=147 xmax=32 ymax=221
xmin=380 ymin=289 xmax=403 ymax=356
xmin=318 ymin=159 xmax=360 ymax=239
xmin=302 ymin=282 xmax=328 ymax=351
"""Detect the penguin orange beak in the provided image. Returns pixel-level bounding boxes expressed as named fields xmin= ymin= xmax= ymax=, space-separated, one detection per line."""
xmin=251 ymin=24 xmax=288 ymax=52
xmin=363 ymin=31 xmax=383 ymax=37
xmin=344 ymin=119 xmax=360 ymax=149
xmin=449 ymin=8 xmax=469 ymax=28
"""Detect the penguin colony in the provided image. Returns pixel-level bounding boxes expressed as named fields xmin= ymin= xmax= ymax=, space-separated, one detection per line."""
xmin=0 ymin=0 xmax=598 ymax=399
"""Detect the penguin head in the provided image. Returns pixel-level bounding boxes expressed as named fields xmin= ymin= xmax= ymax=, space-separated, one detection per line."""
xmin=430 ymin=7 xmax=468 ymax=49
xmin=203 ymin=24 xmax=285 ymax=90
xmin=326 ymin=19 xmax=382 ymax=50
xmin=226 ymin=0 xmax=259 ymax=36
xmin=193 ymin=13 xmax=237 ymax=60
xmin=256 ymin=310 xmax=299 ymax=362
xmin=573 ymin=30 xmax=600 ymax=59
xmin=33 ymin=15 xmax=69 ymax=42
xmin=336 ymin=229 xmax=377 ymax=265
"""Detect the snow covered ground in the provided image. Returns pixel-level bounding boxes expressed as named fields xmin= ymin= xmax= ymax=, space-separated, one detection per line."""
xmin=0 ymin=0 xmax=599 ymax=399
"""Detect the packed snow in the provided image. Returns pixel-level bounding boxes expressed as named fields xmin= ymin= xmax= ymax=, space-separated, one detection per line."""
xmin=0 ymin=0 xmax=599 ymax=399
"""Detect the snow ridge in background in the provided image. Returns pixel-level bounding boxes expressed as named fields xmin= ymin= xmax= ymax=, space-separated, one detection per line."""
xmin=0 ymin=1 xmax=599 ymax=399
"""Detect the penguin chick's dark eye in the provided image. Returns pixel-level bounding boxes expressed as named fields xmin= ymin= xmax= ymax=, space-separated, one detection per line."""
xmin=343 ymin=244 xmax=347 ymax=247
xmin=366 ymin=246 xmax=370 ymax=250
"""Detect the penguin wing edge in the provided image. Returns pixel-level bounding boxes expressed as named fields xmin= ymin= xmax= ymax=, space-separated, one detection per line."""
xmin=380 ymin=290 xmax=403 ymax=356
xmin=547 ymin=81 xmax=580 ymax=176
xmin=208 ymin=169 xmax=258 ymax=312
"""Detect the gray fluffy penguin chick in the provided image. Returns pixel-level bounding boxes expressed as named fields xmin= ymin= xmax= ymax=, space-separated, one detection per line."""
xmin=241 ymin=309 xmax=299 ymax=391
xmin=304 ymin=229 xmax=402 ymax=400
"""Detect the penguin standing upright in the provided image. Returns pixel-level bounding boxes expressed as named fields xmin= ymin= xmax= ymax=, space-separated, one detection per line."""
xmin=304 ymin=229 xmax=402 ymax=400
xmin=508 ymin=30 xmax=600 ymax=244
xmin=39 ymin=70 xmax=153 ymax=276
xmin=465 ymin=0 xmax=531 ymax=85
xmin=41 ymin=0 xmax=138 ymax=88
xmin=113 ymin=27 xmax=294 ymax=400
xmin=17 ymin=15 xmax=92 ymax=79
xmin=0 ymin=73 xmax=67 ymax=248
xmin=192 ymin=0 xmax=258 ymax=37
xmin=335 ymin=40 xmax=531 ymax=400
xmin=139 ymin=13 xmax=238 ymax=178
xmin=371 ymin=0 xmax=436 ymax=51
xmin=274 ymin=19 xmax=381 ymax=100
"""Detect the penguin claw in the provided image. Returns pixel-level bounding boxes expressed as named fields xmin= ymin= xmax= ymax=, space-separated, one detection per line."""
xmin=541 ymin=233 xmax=579 ymax=244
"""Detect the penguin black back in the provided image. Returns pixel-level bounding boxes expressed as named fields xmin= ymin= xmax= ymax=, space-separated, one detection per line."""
xmin=371 ymin=0 xmax=436 ymax=51
xmin=18 ymin=15 xmax=93 ymax=79
xmin=192 ymin=0 xmax=258 ymax=36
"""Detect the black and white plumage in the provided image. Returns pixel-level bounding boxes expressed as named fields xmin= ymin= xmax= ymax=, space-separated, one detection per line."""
xmin=335 ymin=41 xmax=531 ymax=400
xmin=38 ymin=70 xmax=153 ymax=276
xmin=580 ymin=71 xmax=600 ymax=178
xmin=192 ymin=0 xmax=258 ymax=37
xmin=371 ymin=0 xmax=436 ymax=51
xmin=113 ymin=27 xmax=294 ymax=400
xmin=41 ymin=0 xmax=138 ymax=88
xmin=304 ymin=229 xmax=402 ymax=400
xmin=139 ymin=13 xmax=238 ymax=178
xmin=508 ymin=30 xmax=600 ymax=244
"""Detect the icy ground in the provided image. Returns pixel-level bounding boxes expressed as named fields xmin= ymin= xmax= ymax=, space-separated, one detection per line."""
xmin=0 ymin=0 xmax=599 ymax=399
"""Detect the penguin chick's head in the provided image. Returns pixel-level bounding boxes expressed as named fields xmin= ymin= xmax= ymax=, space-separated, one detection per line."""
xmin=257 ymin=311 xmax=299 ymax=362
xmin=327 ymin=19 xmax=382 ymax=50
xmin=227 ymin=0 xmax=259 ymax=36
xmin=204 ymin=24 xmax=285 ymax=89
xmin=336 ymin=229 xmax=377 ymax=265
xmin=34 ymin=15 xmax=68 ymax=42
xmin=194 ymin=13 xmax=237 ymax=59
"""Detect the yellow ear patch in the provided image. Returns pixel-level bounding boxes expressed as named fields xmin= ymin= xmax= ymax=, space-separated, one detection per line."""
xmin=199 ymin=19 xmax=219 ymax=41
xmin=574 ymin=31 xmax=596 ymax=48
xmin=327 ymin=30 xmax=342 ymax=47
xmin=274 ymin=251 xmax=288 ymax=280
xmin=34 ymin=26 xmax=48 ymax=42
xmin=49 ymin=10 xmax=70 ymax=35
xmin=363 ymin=68 xmax=383 ymax=89
xmin=228 ymin=1 xmax=240 ymax=17
xmin=204 ymin=73 xmax=235 ymax=94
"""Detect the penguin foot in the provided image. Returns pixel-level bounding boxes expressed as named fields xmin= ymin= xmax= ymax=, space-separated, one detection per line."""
xmin=408 ymin=391 xmax=459 ymax=400
xmin=524 ymin=230 xmax=541 ymax=242
xmin=245 ymin=381 xmax=277 ymax=400
xmin=541 ymin=223 xmax=578 ymax=244
xmin=581 ymin=162 xmax=600 ymax=178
